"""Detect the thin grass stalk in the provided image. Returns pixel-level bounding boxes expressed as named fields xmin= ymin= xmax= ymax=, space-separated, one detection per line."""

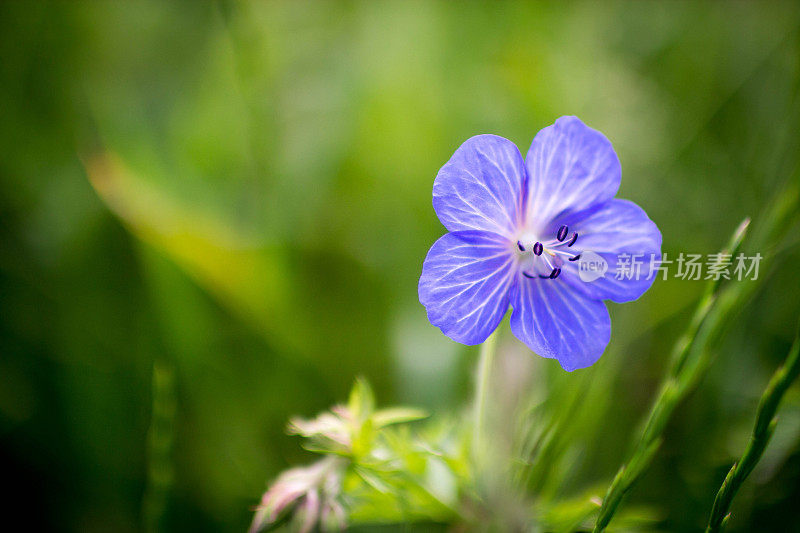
xmin=592 ymin=219 xmax=751 ymax=532
xmin=705 ymin=323 xmax=800 ymax=532
xmin=142 ymin=360 xmax=176 ymax=533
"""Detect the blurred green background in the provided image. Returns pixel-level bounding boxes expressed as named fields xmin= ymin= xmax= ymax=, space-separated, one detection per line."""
xmin=2 ymin=1 xmax=800 ymax=531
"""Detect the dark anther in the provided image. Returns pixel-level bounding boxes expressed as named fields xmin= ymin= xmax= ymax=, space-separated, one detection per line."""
xmin=517 ymin=241 xmax=525 ymax=251
xmin=549 ymin=267 xmax=562 ymax=279
xmin=522 ymin=271 xmax=535 ymax=279
xmin=557 ymin=225 xmax=569 ymax=241
xmin=568 ymin=254 xmax=581 ymax=262
xmin=533 ymin=242 xmax=543 ymax=256
xmin=567 ymin=232 xmax=578 ymax=247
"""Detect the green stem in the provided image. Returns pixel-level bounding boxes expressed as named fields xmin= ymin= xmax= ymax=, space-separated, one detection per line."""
xmin=705 ymin=323 xmax=800 ymax=532
xmin=473 ymin=331 xmax=498 ymax=465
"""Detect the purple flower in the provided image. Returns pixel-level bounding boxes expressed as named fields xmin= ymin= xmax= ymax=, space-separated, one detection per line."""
xmin=418 ymin=116 xmax=661 ymax=371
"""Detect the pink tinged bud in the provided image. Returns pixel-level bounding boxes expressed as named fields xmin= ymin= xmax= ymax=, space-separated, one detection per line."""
xmin=297 ymin=489 xmax=321 ymax=533
xmin=321 ymin=500 xmax=347 ymax=531
xmin=250 ymin=457 xmax=346 ymax=533
xmin=288 ymin=410 xmax=352 ymax=449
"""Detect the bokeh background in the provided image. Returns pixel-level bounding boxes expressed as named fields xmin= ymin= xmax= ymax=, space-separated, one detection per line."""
xmin=2 ymin=1 xmax=800 ymax=531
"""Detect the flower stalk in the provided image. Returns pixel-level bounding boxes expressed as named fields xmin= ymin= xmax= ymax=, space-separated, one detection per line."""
xmin=705 ymin=322 xmax=800 ymax=532
xmin=473 ymin=330 xmax=498 ymax=466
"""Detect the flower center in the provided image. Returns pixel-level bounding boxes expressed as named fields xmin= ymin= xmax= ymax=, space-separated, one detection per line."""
xmin=515 ymin=225 xmax=580 ymax=280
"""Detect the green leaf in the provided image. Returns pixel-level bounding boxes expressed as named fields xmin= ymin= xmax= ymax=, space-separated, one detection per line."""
xmin=372 ymin=407 xmax=429 ymax=428
xmin=348 ymin=377 xmax=375 ymax=426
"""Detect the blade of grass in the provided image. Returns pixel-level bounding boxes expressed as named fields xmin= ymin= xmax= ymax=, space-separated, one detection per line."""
xmin=705 ymin=322 xmax=800 ymax=532
xmin=593 ymin=172 xmax=799 ymax=532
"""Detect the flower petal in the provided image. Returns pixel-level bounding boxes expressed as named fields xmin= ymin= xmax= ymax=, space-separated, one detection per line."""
xmin=562 ymin=199 xmax=662 ymax=303
xmin=419 ymin=231 xmax=515 ymax=345
xmin=524 ymin=116 xmax=620 ymax=228
xmin=433 ymin=135 xmax=527 ymax=237
xmin=510 ymin=279 xmax=611 ymax=371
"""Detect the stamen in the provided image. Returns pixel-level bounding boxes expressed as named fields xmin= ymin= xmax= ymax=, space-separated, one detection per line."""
xmin=522 ymin=271 xmax=535 ymax=279
xmin=533 ymin=242 xmax=543 ymax=256
xmin=557 ymin=225 xmax=568 ymax=241
xmin=567 ymin=232 xmax=578 ymax=247
xmin=541 ymin=253 xmax=556 ymax=271
xmin=568 ymin=254 xmax=581 ymax=262
xmin=549 ymin=267 xmax=562 ymax=279
xmin=517 ymin=241 xmax=525 ymax=252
